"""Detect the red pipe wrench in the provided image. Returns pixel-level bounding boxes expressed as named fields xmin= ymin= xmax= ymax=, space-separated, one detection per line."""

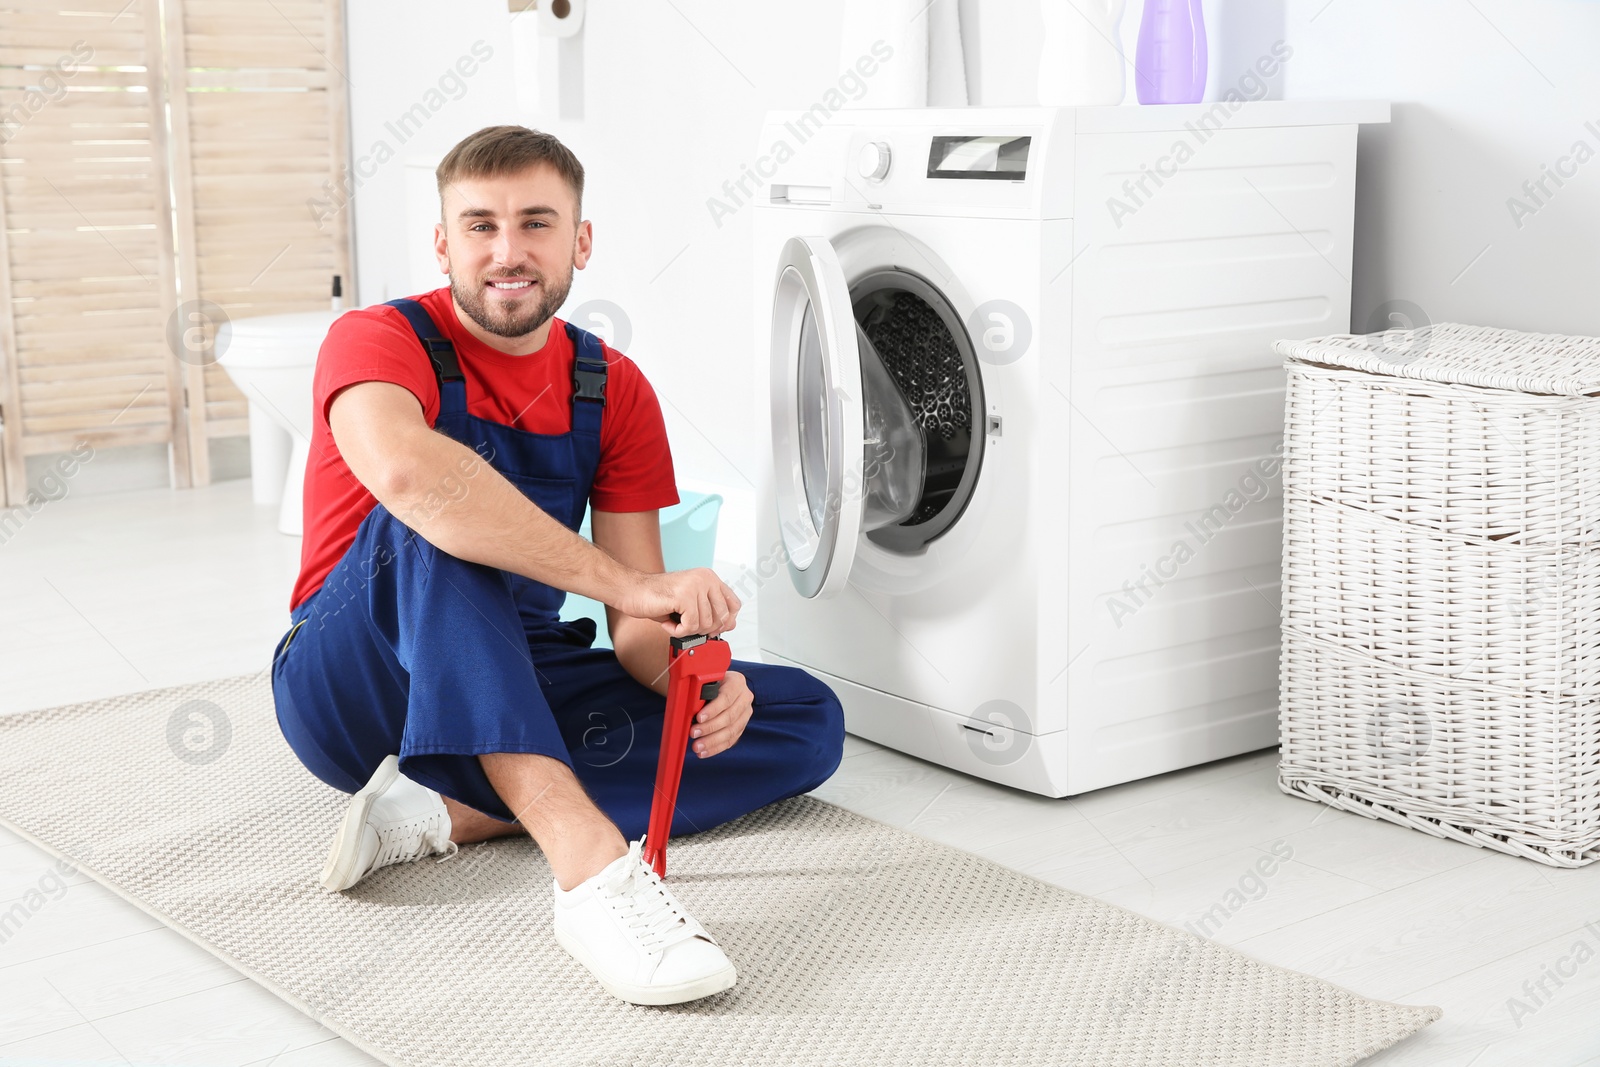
xmin=641 ymin=614 xmax=731 ymax=879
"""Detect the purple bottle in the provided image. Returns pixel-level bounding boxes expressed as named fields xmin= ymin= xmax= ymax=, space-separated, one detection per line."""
xmin=1135 ymin=0 xmax=1207 ymax=104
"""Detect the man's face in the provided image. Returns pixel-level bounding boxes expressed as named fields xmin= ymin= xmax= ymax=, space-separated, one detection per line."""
xmin=433 ymin=164 xmax=590 ymax=340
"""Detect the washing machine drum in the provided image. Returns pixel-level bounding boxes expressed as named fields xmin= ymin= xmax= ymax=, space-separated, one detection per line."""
xmin=855 ymin=288 xmax=976 ymax=528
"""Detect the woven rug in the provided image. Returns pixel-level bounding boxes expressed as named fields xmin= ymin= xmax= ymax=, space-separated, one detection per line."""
xmin=0 ymin=673 xmax=1439 ymax=1067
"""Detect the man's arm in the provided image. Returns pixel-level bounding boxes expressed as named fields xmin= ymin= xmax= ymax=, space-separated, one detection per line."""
xmin=592 ymin=509 xmax=673 ymax=696
xmin=595 ymin=508 xmax=755 ymax=759
xmin=328 ymin=379 xmax=737 ymax=634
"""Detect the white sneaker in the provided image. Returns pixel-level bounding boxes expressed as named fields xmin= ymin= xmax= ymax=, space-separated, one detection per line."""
xmin=319 ymin=754 xmax=459 ymax=892
xmin=552 ymin=836 xmax=737 ymax=1005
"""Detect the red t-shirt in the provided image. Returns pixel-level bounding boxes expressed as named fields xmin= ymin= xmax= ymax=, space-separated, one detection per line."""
xmin=289 ymin=287 xmax=678 ymax=612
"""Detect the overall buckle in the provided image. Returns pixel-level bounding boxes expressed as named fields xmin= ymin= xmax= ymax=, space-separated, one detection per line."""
xmin=573 ymin=356 xmax=608 ymax=404
xmin=423 ymin=337 xmax=464 ymax=383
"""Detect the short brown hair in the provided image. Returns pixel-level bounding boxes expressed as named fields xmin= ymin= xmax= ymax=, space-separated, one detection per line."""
xmin=435 ymin=125 xmax=585 ymax=221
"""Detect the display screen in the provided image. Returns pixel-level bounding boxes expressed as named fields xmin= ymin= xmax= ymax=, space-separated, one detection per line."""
xmin=926 ymin=135 xmax=1031 ymax=180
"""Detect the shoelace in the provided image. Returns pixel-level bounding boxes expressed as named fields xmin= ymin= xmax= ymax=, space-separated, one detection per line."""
xmin=374 ymin=813 xmax=459 ymax=868
xmin=599 ymin=838 xmax=702 ymax=954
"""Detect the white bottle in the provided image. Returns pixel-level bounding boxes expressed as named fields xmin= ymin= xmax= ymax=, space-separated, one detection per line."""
xmin=1037 ymin=0 xmax=1129 ymax=107
xmin=840 ymin=0 xmax=928 ymax=109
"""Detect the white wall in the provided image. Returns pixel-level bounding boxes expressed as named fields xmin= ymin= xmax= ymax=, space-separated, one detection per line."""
xmin=341 ymin=0 xmax=1600 ymax=559
xmin=964 ymin=0 xmax=1600 ymax=336
xmin=1282 ymin=0 xmax=1600 ymax=337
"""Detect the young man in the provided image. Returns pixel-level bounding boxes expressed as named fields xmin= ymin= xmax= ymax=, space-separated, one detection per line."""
xmin=270 ymin=126 xmax=845 ymax=1006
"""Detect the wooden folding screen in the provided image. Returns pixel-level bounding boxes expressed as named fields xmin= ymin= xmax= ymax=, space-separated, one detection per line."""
xmin=0 ymin=0 xmax=187 ymax=502
xmin=165 ymin=0 xmax=353 ymax=486
xmin=0 ymin=0 xmax=352 ymax=503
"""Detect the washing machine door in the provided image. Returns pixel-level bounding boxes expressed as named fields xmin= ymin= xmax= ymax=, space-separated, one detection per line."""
xmin=770 ymin=235 xmax=867 ymax=599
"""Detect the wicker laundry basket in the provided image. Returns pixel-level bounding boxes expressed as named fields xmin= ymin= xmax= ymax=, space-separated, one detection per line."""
xmin=1275 ymin=322 xmax=1600 ymax=868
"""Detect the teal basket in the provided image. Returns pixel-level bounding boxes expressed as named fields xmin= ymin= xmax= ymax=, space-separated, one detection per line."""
xmin=557 ymin=489 xmax=724 ymax=649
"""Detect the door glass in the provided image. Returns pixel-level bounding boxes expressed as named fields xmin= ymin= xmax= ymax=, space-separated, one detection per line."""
xmin=857 ymin=324 xmax=925 ymax=531
xmin=796 ymin=303 xmax=830 ymax=532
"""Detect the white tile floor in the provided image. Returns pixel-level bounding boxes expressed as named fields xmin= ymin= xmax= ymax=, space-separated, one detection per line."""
xmin=2 ymin=479 xmax=1597 ymax=1066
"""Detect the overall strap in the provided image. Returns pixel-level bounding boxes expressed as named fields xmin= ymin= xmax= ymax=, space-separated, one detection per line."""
xmin=564 ymin=320 xmax=608 ymax=440
xmin=384 ymin=298 xmax=466 ymax=417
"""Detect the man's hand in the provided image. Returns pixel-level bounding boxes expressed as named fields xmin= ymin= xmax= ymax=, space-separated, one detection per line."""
xmin=688 ymin=669 xmax=752 ymax=758
xmin=617 ymin=567 xmax=742 ymax=638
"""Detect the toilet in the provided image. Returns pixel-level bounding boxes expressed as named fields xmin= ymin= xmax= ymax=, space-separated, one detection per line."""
xmin=216 ymin=309 xmax=349 ymax=536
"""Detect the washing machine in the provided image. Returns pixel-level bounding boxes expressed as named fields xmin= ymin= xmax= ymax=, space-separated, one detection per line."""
xmin=752 ymin=103 xmax=1389 ymax=797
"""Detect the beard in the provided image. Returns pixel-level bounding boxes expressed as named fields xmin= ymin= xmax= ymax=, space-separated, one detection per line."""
xmin=450 ymin=260 xmax=575 ymax=340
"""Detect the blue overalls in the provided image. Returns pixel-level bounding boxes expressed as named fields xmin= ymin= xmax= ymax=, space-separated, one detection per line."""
xmin=270 ymin=299 xmax=845 ymax=841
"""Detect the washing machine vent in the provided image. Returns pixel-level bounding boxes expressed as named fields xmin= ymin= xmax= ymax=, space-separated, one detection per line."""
xmin=860 ymin=291 xmax=972 ymax=444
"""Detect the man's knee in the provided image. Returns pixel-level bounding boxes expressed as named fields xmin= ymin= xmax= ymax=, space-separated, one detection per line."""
xmin=307 ymin=504 xmax=511 ymax=629
xmin=777 ymin=667 xmax=846 ymax=789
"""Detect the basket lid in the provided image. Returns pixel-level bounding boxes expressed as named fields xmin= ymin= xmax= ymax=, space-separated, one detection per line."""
xmin=1274 ymin=322 xmax=1600 ymax=397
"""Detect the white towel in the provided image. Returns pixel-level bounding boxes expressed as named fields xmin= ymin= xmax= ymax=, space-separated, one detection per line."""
xmin=840 ymin=0 xmax=967 ymax=109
